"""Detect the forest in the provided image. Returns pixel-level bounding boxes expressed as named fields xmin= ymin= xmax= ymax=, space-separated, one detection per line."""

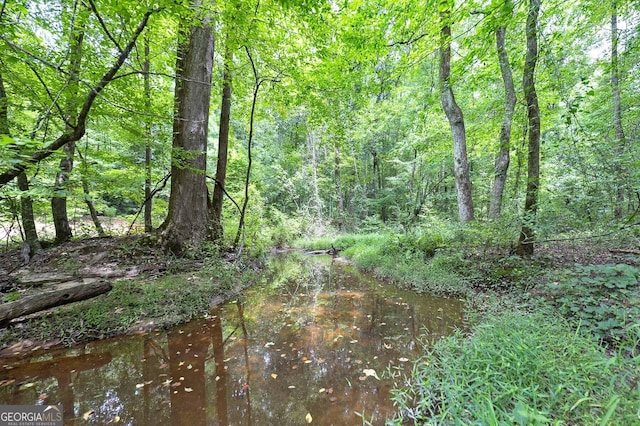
xmin=0 ymin=0 xmax=639 ymax=424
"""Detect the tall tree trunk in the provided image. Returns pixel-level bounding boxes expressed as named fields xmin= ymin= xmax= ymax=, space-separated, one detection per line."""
xmin=438 ymin=0 xmax=474 ymax=222
xmin=516 ymin=0 xmax=542 ymax=256
xmin=211 ymin=43 xmax=232 ymax=242
xmin=161 ymin=3 xmax=215 ymax=254
xmin=489 ymin=24 xmax=516 ymax=219
xmin=143 ymin=31 xmax=153 ymax=233
xmin=234 ymin=47 xmax=262 ymax=251
xmin=309 ymin=129 xmax=322 ymax=221
xmin=335 ymin=145 xmax=344 ymax=228
xmin=52 ymin=5 xmax=86 ymax=243
xmin=611 ymin=0 xmax=626 ymax=219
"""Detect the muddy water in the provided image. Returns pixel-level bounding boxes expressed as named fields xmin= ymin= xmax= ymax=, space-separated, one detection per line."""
xmin=0 ymin=255 xmax=463 ymax=425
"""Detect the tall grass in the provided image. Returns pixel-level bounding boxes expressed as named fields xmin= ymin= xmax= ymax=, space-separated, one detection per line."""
xmin=296 ymin=229 xmax=471 ymax=295
xmin=388 ymin=312 xmax=640 ymax=425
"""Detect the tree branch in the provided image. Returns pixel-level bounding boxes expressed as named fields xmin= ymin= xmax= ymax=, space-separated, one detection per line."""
xmin=87 ymin=0 xmax=123 ymax=52
xmin=0 ymin=8 xmax=160 ymax=188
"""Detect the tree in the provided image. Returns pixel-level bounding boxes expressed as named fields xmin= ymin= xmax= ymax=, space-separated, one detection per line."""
xmin=160 ymin=0 xmax=215 ymax=254
xmin=489 ymin=4 xmax=517 ymax=220
xmin=51 ymin=2 xmax=87 ymax=243
xmin=611 ymin=0 xmax=626 ymax=219
xmin=516 ymin=0 xmax=542 ymax=256
xmin=438 ymin=0 xmax=474 ymax=223
xmin=211 ymin=42 xmax=232 ymax=242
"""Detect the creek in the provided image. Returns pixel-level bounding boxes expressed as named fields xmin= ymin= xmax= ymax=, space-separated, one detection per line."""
xmin=0 ymin=254 xmax=464 ymax=425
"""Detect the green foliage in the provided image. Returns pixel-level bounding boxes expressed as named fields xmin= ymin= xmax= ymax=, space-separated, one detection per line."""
xmin=299 ymin=230 xmax=470 ymax=295
xmin=545 ymin=264 xmax=640 ymax=345
xmin=389 ymin=312 xmax=640 ymax=425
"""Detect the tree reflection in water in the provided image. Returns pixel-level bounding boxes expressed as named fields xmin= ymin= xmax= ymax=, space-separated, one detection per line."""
xmin=0 ymin=255 xmax=463 ymax=425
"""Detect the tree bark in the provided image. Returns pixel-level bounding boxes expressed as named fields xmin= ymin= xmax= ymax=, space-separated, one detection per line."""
xmin=0 ymin=279 xmax=112 ymax=325
xmin=161 ymin=3 xmax=215 ymax=254
xmin=611 ymin=0 xmax=626 ymax=219
xmin=489 ymin=24 xmax=516 ymax=219
xmin=211 ymin=43 xmax=232 ymax=242
xmin=516 ymin=0 xmax=542 ymax=256
xmin=17 ymin=172 xmax=42 ymax=250
xmin=439 ymin=0 xmax=474 ymax=223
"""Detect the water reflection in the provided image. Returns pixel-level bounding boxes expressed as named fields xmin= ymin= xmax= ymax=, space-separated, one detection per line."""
xmin=0 ymin=255 xmax=463 ymax=425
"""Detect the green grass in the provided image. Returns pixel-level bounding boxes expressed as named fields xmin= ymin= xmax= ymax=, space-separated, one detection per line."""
xmin=297 ymin=231 xmax=471 ymax=295
xmin=388 ymin=312 xmax=640 ymax=425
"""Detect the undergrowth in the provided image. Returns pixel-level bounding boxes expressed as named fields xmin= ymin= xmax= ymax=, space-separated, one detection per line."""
xmin=298 ymin=224 xmax=640 ymax=425
xmin=389 ymin=313 xmax=640 ymax=425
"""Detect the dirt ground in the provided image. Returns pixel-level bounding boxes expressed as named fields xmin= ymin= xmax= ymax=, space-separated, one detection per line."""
xmin=0 ymin=235 xmax=199 ymax=307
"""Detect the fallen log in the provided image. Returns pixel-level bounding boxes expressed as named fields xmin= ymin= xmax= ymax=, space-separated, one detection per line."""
xmin=609 ymin=249 xmax=640 ymax=255
xmin=0 ymin=278 xmax=112 ymax=326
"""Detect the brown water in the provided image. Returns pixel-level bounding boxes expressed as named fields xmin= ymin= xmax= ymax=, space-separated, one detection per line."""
xmin=0 ymin=254 xmax=464 ymax=425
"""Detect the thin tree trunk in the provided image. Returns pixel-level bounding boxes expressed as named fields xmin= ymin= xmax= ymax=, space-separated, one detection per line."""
xmin=489 ymin=24 xmax=516 ymax=219
xmin=52 ymin=4 xmax=86 ymax=243
xmin=439 ymin=0 xmax=474 ymax=222
xmin=212 ymin=42 xmax=232 ymax=242
xmin=307 ymin=127 xmax=322 ymax=222
xmin=17 ymin=172 xmax=41 ymax=251
xmin=82 ymin=178 xmax=105 ymax=237
xmin=234 ymin=47 xmax=261 ymax=251
xmin=161 ymin=1 xmax=215 ymax=254
xmin=516 ymin=0 xmax=542 ymax=256
xmin=335 ymin=145 xmax=344 ymax=227
xmin=611 ymin=0 xmax=626 ymax=219
xmin=143 ymin=32 xmax=153 ymax=233
xmin=76 ymin=143 xmax=105 ymax=237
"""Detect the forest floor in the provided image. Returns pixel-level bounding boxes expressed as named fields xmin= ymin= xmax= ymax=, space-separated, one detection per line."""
xmin=0 ymin=235 xmax=252 ymax=357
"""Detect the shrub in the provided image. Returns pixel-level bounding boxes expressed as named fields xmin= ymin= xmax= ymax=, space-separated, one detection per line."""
xmin=545 ymin=264 xmax=640 ymax=346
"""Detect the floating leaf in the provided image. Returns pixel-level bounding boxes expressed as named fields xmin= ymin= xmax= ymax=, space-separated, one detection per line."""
xmin=305 ymin=413 xmax=313 ymax=423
